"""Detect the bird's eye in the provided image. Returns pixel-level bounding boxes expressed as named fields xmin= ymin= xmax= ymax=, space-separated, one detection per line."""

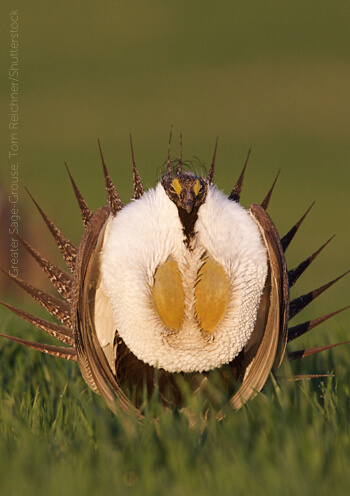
xmin=194 ymin=179 xmax=201 ymax=196
xmin=172 ymin=178 xmax=182 ymax=196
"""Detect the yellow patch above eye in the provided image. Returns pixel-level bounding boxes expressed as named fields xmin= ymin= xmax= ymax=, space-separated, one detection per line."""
xmin=193 ymin=179 xmax=201 ymax=196
xmin=172 ymin=178 xmax=182 ymax=196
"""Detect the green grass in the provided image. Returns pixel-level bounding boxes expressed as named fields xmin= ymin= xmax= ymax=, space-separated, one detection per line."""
xmin=1 ymin=306 xmax=350 ymax=496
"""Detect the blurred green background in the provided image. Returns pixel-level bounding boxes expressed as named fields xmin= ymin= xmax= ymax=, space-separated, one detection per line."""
xmin=0 ymin=1 xmax=349 ymax=335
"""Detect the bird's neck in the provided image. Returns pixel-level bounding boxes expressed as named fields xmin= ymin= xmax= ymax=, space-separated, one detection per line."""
xmin=177 ymin=206 xmax=200 ymax=249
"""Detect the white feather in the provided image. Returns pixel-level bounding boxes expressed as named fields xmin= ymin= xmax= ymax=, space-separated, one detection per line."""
xmin=100 ymin=183 xmax=268 ymax=373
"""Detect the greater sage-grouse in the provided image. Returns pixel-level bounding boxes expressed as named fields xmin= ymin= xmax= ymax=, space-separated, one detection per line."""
xmin=1 ymin=137 xmax=349 ymax=420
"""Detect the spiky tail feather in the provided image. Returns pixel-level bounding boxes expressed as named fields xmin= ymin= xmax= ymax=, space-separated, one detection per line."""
xmin=0 ymin=333 xmax=76 ymax=361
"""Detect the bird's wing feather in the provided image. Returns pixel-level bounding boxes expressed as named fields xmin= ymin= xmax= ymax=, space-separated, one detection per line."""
xmin=229 ymin=204 xmax=289 ymax=409
xmin=72 ymin=206 xmax=142 ymax=418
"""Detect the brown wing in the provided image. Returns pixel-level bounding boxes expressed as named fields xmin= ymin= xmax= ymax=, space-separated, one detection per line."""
xmin=72 ymin=206 xmax=142 ymax=419
xmin=228 ymin=203 xmax=289 ymax=410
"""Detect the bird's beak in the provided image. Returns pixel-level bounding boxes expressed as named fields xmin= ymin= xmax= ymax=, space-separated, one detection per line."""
xmin=185 ymin=201 xmax=194 ymax=214
xmin=182 ymin=189 xmax=195 ymax=213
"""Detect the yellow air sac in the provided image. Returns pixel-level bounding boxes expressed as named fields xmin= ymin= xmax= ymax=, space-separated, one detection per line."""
xmin=195 ymin=258 xmax=230 ymax=333
xmin=153 ymin=259 xmax=185 ymax=330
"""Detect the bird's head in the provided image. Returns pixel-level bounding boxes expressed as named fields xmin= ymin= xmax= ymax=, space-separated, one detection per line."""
xmin=161 ymin=172 xmax=208 ymax=214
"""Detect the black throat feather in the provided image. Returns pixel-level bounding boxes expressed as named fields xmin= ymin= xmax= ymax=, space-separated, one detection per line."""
xmin=178 ymin=206 xmax=200 ymax=248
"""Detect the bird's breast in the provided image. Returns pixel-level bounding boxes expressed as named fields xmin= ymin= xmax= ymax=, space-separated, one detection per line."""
xmin=101 ymin=183 xmax=268 ymax=373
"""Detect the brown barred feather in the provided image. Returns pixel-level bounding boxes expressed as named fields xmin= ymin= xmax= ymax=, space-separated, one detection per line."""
xmin=97 ymin=139 xmax=124 ymax=215
xmin=26 ymin=188 xmax=77 ymax=272
xmin=0 ymin=333 xmax=77 ymax=361
xmin=0 ymin=300 xmax=74 ymax=345
xmin=65 ymin=163 xmax=93 ymax=227
xmin=0 ymin=268 xmax=72 ymax=327
xmin=129 ymin=135 xmax=144 ymax=199
xmin=12 ymin=230 xmax=73 ymax=302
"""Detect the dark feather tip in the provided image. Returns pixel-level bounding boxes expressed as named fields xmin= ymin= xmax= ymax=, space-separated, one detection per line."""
xmin=261 ymin=169 xmax=280 ymax=210
xmin=289 ymin=271 xmax=350 ymax=320
xmin=281 ymin=202 xmax=315 ymax=253
xmin=288 ymin=235 xmax=335 ymax=288
xmin=228 ymin=148 xmax=251 ymax=202
xmin=206 ymin=137 xmax=218 ymax=185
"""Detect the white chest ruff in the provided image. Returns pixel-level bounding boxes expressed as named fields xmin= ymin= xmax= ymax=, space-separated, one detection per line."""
xmin=100 ymin=184 xmax=268 ymax=373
